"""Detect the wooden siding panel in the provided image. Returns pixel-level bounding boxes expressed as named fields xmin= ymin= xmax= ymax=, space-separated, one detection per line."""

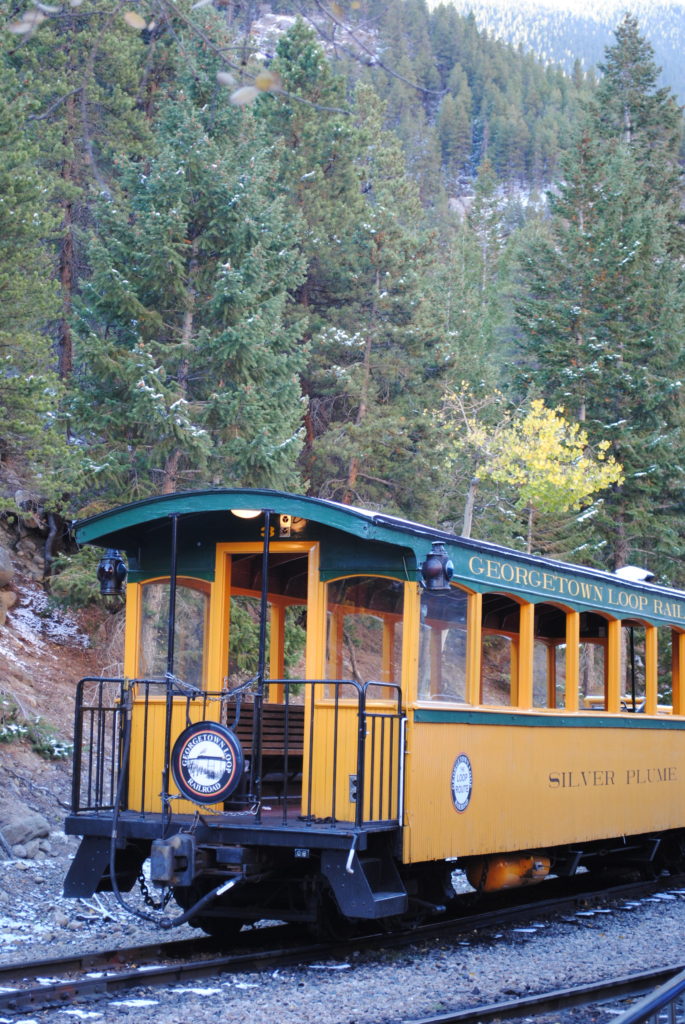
xmin=404 ymin=717 xmax=685 ymax=863
xmin=128 ymin=696 xmax=221 ymax=814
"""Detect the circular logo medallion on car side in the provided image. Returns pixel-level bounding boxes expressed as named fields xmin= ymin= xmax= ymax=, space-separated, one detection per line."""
xmin=450 ymin=753 xmax=473 ymax=813
xmin=171 ymin=722 xmax=244 ymax=804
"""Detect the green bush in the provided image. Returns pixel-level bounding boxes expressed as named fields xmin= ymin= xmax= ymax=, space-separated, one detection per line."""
xmin=50 ymin=546 xmax=123 ymax=611
xmin=0 ymin=694 xmax=73 ymax=760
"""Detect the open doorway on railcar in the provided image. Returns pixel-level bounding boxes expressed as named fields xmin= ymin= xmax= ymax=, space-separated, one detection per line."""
xmin=225 ymin=548 xmax=308 ymax=690
xmin=207 ymin=541 xmax=315 ymax=815
xmin=124 ymin=540 xmax=318 ymax=817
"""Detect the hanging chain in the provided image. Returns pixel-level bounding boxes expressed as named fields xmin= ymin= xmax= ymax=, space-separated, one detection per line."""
xmin=138 ymin=872 xmax=173 ymax=910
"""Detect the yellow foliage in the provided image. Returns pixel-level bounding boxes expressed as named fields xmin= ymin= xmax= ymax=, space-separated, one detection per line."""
xmin=122 ymin=10 xmax=147 ymax=30
xmin=474 ymin=399 xmax=623 ymax=515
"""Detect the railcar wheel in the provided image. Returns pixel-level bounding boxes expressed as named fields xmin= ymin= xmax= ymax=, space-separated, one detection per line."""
xmin=191 ymin=915 xmax=246 ymax=940
xmin=309 ymin=886 xmax=358 ymax=941
xmin=173 ymin=884 xmax=246 ymax=940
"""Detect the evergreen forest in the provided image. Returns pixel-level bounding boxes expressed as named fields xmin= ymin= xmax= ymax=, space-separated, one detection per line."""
xmin=2 ymin=0 xmax=685 ymax=593
xmin=447 ymin=0 xmax=685 ymax=106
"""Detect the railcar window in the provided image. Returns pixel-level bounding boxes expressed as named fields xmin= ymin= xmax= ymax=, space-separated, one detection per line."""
xmin=325 ymin=576 xmax=404 ymax=698
xmin=480 ymin=594 xmax=519 ymax=705
xmin=530 ymin=604 xmax=568 ymax=708
xmin=620 ymin=624 xmax=646 ymax=710
xmin=667 ymin=628 xmax=683 ymax=713
xmin=658 ymin=627 xmax=674 ymax=711
xmin=579 ymin=642 xmax=605 ymax=708
xmin=533 ymin=641 xmax=550 ymax=708
xmin=139 ymin=581 xmax=209 ymax=687
xmin=481 ymin=633 xmax=513 ymax=705
xmin=418 ymin=587 xmax=468 ymax=701
xmin=575 ymin=611 xmax=610 ymax=710
xmin=554 ymin=645 xmax=567 ymax=709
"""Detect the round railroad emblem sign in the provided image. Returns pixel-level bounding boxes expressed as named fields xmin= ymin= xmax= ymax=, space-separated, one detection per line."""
xmin=171 ymin=722 xmax=244 ymax=804
xmin=450 ymin=753 xmax=473 ymax=813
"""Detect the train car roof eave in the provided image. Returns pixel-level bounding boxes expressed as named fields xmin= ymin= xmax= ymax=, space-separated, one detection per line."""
xmin=74 ymin=487 xmax=385 ymax=545
xmin=73 ymin=486 xmax=685 ymax=605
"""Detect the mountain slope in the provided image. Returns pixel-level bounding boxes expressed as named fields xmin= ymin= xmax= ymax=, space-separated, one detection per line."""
xmin=434 ymin=0 xmax=685 ymax=100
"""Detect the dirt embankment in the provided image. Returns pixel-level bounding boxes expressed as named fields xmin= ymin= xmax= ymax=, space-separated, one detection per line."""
xmin=0 ymin=517 xmax=122 ymax=822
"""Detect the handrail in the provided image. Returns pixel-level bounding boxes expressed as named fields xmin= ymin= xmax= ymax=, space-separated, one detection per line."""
xmin=71 ymin=676 xmax=405 ymax=827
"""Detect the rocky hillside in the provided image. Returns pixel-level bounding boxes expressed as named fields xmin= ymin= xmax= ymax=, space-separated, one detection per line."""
xmin=0 ymin=512 xmax=120 ymax=856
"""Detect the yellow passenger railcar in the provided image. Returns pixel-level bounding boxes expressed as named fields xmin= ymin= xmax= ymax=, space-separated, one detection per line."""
xmin=64 ymin=489 xmax=685 ymax=934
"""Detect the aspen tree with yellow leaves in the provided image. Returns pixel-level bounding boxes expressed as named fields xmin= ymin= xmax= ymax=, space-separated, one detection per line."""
xmin=448 ymin=398 xmax=623 ymax=554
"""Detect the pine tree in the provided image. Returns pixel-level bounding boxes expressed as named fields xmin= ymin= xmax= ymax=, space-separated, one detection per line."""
xmin=515 ymin=16 xmax=685 ymax=576
xmin=515 ymin=15 xmax=685 ymax=577
xmin=516 ymin=117 xmax=685 ymax=578
xmin=255 ymin=23 xmax=378 ymax=495
xmin=7 ymin=0 xmax=154 ymax=381
xmin=72 ymin=60 xmax=306 ymax=503
xmin=257 ymin=20 xmax=365 ymax=316
xmin=428 ymin=162 xmax=519 ymax=540
xmin=303 ymin=85 xmax=446 ymax=518
xmin=437 ymin=91 xmax=472 ymax=183
xmin=0 ymin=48 xmax=83 ymax=508
xmin=593 ymin=13 xmax=683 ymax=242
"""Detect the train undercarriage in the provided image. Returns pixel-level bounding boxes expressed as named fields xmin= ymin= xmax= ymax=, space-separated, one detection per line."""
xmin=64 ymin=805 xmax=685 ymax=938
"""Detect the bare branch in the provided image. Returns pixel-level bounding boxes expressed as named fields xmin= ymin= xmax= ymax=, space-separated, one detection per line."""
xmin=26 ymin=86 xmax=84 ymax=123
xmin=158 ymin=0 xmax=350 ymax=114
xmin=308 ymin=0 xmax=445 ymax=97
xmin=355 ymin=471 xmax=397 ymax=489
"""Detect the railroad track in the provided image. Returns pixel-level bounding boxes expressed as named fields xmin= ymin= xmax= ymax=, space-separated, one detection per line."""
xmin=401 ymin=964 xmax=685 ymax=1024
xmin=2 ymin=874 xmax=683 ymax=1014
xmin=0 ymin=932 xmax=338 ymax=1014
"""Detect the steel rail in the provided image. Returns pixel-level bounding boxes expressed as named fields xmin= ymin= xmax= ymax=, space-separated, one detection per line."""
xmin=0 ymin=935 xmax=219 ymax=983
xmin=611 ymin=966 xmax=685 ymax=1024
xmin=0 ymin=938 xmax=335 ymax=1013
xmin=402 ymin=965 xmax=685 ymax=1024
xmin=3 ymin=873 xmax=684 ymax=1014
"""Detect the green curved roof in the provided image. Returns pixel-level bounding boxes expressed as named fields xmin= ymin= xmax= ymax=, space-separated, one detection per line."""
xmin=74 ymin=488 xmax=685 ymax=626
xmin=75 ymin=488 xmax=424 ymax=549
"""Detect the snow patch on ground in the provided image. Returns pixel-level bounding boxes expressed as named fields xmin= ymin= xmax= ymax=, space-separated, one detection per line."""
xmin=4 ymin=585 xmax=89 ymax=653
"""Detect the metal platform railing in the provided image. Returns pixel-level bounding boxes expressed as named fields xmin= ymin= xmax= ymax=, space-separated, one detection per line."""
xmin=70 ymin=676 xmax=405 ymax=830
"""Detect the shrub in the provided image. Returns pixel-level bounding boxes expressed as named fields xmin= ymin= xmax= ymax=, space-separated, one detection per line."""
xmin=0 ymin=694 xmax=72 ymax=760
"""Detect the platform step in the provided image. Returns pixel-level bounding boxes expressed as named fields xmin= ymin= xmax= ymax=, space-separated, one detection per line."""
xmin=321 ymin=846 xmax=407 ymax=919
xmin=368 ymin=890 xmax=408 ymax=914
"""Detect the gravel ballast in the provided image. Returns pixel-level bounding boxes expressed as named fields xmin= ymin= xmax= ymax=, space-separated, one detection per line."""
xmin=2 ymin=844 xmax=684 ymax=1024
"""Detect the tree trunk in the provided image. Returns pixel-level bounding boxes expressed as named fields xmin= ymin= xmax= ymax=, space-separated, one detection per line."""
xmin=162 ymin=449 xmax=182 ymax=494
xmin=57 ymin=92 xmax=77 ymax=381
xmin=345 ymin=270 xmax=378 ymax=503
xmin=613 ymin=504 xmax=629 ymax=570
xmin=461 ymin=478 xmax=477 ymax=538
xmin=161 ymin=239 xmax=197 ymax=494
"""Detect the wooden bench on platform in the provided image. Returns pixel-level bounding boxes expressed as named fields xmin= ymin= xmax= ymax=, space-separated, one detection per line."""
xmin=229 ymin=701 xmax=305 ymax=757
